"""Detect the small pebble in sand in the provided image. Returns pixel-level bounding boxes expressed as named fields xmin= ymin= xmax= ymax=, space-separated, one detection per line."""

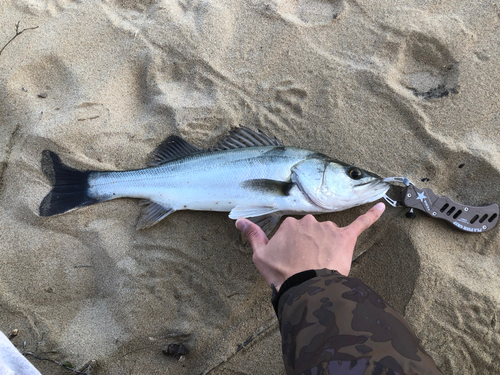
xmin=7 ymin=329 xmax=18 ymax=339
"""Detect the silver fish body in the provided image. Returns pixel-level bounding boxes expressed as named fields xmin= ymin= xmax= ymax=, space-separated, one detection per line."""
xmin=40 ymin=128 xmax=389 ymax=233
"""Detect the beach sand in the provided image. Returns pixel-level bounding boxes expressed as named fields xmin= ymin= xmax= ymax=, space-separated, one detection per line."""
xmin=0 ymin=1 xmax=499 ymax=374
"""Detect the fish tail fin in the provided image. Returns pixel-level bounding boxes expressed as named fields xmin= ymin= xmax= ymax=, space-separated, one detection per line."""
xmin=39 ymin=150 xmax=99 ymax=217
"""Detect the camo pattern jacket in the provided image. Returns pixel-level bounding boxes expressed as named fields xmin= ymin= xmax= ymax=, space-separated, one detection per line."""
xmin=274 ymin=269 xmax=442 ymax=375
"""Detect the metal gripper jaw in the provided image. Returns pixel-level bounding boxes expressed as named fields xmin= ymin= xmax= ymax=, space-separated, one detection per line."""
xmin=382 ymin=177 xmax=499 ymax=233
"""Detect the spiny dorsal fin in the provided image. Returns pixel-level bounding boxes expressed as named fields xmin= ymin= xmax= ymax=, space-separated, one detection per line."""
xmin=211 ymin=127 xmax=283 ymax=151
xmin=148 ymin=135 xmax=202 ymax=167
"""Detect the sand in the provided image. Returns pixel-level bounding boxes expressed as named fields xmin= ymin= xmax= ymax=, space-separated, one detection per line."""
xmin=0 ymin=1 xmax=499 ymax=374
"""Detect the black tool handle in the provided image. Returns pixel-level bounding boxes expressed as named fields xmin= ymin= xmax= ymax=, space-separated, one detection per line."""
xmin=402 ymin=185 xmax=499 ymax=232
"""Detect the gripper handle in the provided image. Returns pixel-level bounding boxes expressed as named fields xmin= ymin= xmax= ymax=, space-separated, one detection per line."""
xmin=402 ymin=185 xmax=499 ymax=233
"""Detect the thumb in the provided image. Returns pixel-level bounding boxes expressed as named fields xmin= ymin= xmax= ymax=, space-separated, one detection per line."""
xmin=236 ymin=218 xmax=269 ymax=250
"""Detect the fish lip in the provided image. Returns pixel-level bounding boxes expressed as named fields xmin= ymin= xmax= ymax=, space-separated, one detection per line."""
xmin=354 ymin=179 xmax=391 ymax=200
xmin=354 ymin=180 xmax=375 ymax=187
xmin=354 ymin=179 xmax=390 ymax=188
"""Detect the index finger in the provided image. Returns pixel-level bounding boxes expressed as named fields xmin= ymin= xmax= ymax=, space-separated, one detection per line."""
xmin=345 ymin=202 xmax=386 ymax=237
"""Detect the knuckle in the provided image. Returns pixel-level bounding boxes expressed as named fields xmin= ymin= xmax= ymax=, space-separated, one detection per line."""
xmin=360 ymin=214 xmax=374 ymax=226
xmin=338 ymin=227 xmax=350 ymax=237
xmin=252 ymin=249 xmax=263 ymax=263
xmin=347 ymin=214 xmax=374 ymax=235
xmin=245 ymin=227 xmax=260 ymax=239
xmin=301 ymin=214 xmax=317 ymax=225
xmin=325 ymin=220 xmax=339 ymax=229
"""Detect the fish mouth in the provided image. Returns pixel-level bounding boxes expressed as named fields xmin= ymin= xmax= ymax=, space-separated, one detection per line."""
xmin=354 ymin=178 xmax=391 ymax=201
xmin=355 ymin=178 xmax=389 ymax=189
xmin=355 ymin=179 xmax=381 ymax=187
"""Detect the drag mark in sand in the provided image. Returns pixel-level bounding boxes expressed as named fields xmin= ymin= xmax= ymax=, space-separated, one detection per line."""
xmin=22 ymin=352 xmax=93 ymax=375
xmin=274 ymin=0 xmax=345 ymax=26
xmin=0 ymin=22 xmax=37 ymax=185
xmin=203 ymin=316 xmax=279 ymax=375
xmin=0 ymin=123 xmax=19 ymax=190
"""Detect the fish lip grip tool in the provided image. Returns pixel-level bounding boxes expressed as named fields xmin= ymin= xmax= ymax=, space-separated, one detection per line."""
xmin=382 ymin=177 xmax=499 ymax=233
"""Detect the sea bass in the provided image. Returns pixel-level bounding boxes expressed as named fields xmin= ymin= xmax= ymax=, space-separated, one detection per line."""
xmin=39 ymin=127 xmax=389 ymax=234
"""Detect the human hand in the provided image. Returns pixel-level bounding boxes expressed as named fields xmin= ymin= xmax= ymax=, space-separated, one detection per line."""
xmin=236 ymin=202 xmax=386 ymax=290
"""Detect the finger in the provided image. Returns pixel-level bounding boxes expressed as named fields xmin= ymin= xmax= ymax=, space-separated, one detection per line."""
xmin=236 ymin=218 xmax=269 ymax=250
xmin=346 ymin=202 xmax=385 ymax=237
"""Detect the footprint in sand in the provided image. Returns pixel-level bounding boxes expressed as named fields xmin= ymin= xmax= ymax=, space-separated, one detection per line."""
xmin=394 ymin=33 xmax=459 ymax=100
xmin=13 ymin=0 xmax=77 ymax=16
xmin=264 ymin=82 xmax=307 ymax=127
xmin=106 ymin=0 xmax=156 ymax=12
xmin=274 ymin=0 xmax=344 ymax=27
xmin=6 ymin=54 xmax=80 ymax=114
xmin=143 ymin=51 xmax=235 ymax=142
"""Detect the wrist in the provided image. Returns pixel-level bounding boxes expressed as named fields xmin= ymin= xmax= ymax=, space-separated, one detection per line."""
xmin=271 ymin=270 xmax=318 ymax=316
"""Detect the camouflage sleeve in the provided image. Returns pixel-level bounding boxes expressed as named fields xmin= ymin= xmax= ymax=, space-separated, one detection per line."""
xmin=274 ymin=269 xmax=442 ymax=375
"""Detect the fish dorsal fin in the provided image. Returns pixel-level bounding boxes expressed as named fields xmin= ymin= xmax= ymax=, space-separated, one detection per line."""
xmin=211 ymin=127 xmax=283 ymax=151
xmin=148 ymin=135 xmax=202 ymax=167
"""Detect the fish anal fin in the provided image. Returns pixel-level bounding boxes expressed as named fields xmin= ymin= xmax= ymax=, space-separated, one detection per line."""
xmin=228 ymin=205 xmax=279 ymax=220
xmin=211 ymin=127 xmax=283 ymax=151
xmin=240 ymin=179 xmax=294 ymax=196
xmin=148 ymin=135 xmax=202 ymax=167
xmin=248 ymin=213 xmax=282 ymax=236
xmin=136 ymin=200 xmax=174 ymax=229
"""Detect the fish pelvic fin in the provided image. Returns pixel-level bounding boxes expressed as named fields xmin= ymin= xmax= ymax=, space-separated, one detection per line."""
xmin=39 ymin=150 xmax=99 ymax=217
xmin=228 ymin=205 xmax=280 ymax=220
xmin=136 ymin=200 xmax=174 ymax=229
xmin=248 ymin=213 xmax=282 ymax=236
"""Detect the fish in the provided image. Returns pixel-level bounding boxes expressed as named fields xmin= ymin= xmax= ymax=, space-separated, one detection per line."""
xmin=39 ymin=127 xmax=390 ymax=234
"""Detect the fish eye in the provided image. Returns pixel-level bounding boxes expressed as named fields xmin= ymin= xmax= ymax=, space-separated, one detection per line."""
xmin=347 ymin=167 xmax=362 ymax=180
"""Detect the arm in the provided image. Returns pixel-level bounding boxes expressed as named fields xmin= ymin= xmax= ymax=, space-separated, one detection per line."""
xmin=236 ymin=203 xmax=442 ymax=375
xmin=275 ymin=269 xmax=442 ymax=374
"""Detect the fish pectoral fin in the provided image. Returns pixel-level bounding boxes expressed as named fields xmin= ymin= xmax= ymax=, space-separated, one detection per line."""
xmin=248 ymin=213 xmax=282 ymax=236
xmin=240 ymin=179 xmax=294 ymax=196
xmin=136 ymin=200 xmax=174 ymax=229
xmin=228 ymin=205 xmax=280 ymax=220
